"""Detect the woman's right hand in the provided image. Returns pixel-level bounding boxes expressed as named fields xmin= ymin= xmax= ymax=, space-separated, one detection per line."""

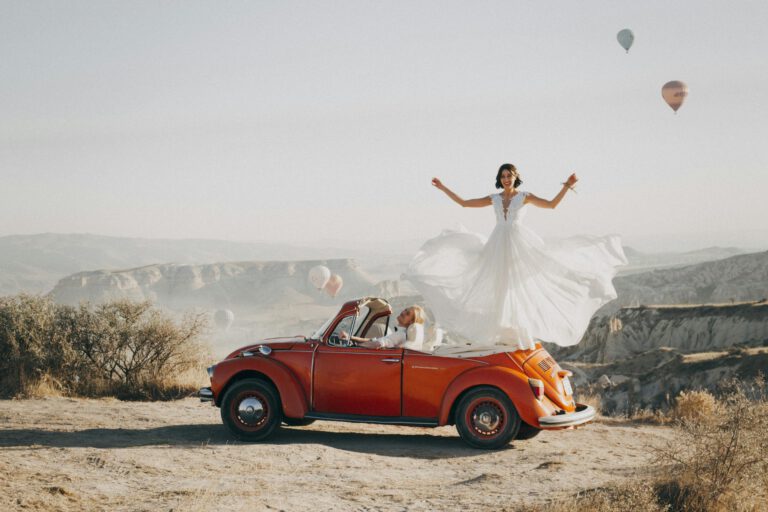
xmin=431 ymin=177 xmax=445 ymax=190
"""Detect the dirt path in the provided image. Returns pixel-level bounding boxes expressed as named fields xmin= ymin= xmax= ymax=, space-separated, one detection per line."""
xmin=0 ymin=397 xmax=676 ymax=511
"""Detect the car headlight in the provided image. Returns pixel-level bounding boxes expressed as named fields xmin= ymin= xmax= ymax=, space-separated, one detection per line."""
xmin=207 ymin=365 xmax=216 ymax=379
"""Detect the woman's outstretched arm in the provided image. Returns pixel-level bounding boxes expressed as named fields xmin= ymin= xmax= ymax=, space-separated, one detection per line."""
xmin=432 ymin=178 xmax=492 ymax=208
xmin=525 ymin=173 xmax=578 ymax=210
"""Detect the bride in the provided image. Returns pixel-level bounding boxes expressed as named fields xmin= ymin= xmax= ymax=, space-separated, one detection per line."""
xmin=406 ymin=163 xmax=627 ymax=353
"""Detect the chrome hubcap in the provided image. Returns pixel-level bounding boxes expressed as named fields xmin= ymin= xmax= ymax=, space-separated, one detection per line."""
xmin=472 ymin=403 xmax=502 ymax=434
xmin=237 ymin=397 xmax=265 ymax=426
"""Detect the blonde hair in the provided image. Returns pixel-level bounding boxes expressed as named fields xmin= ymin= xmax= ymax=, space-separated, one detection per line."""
xmin=410 ymin=305 xmax=426 ymax=325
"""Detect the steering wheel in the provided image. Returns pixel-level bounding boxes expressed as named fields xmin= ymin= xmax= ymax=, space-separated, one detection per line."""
xmin=328 ymin=334 xmax=356 ymax=348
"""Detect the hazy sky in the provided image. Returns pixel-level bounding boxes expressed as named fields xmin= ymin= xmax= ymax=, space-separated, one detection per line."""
xmin=2 ymin=1 xmax=767 ymax=252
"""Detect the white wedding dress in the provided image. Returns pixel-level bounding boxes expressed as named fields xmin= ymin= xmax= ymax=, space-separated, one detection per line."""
xmin=405 ymin=191 xmax=627 ymax=354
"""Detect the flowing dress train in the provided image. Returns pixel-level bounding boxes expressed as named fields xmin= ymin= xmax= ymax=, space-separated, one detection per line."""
xmin=405 ymin=191 xmax=627 ymax=353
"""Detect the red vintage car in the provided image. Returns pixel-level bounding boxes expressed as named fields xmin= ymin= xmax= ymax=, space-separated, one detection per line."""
xmin=199 ymin=297 xmax=595 ymax=449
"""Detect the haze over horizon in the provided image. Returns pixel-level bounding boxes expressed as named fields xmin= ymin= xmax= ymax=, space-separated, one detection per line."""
xmin=3 ymin=1 xmax=767 ymax=254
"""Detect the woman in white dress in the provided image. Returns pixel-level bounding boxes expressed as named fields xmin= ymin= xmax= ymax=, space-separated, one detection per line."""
xmin=406 ymin=163 xmax=627 ymax=353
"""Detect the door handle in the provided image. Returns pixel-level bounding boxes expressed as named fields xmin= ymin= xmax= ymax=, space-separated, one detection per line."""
xmin=380 ymin=358 xmax=401 ymax=363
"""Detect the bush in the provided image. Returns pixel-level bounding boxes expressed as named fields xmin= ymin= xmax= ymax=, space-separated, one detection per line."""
xmin=0 ymin=295 xmax=79 ymax=396
xmin=0 ymin=294 xmax=210 ymax=400
xmin=655 ymin=379 xmax=768 ymax=511
xmin=672 ymin=389 xmax=719 ymax=423
xmin=520 ymin=379 xmax=768 ymax=512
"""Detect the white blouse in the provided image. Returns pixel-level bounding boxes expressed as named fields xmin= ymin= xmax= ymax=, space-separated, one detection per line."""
xmin=373 ymin=323 xmax=424 ymax=351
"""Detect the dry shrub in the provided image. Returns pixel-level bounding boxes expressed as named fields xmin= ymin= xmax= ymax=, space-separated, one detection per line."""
xmin=655 ymin=379 xmax=768 ymax=511
xmin=0 ymin=294 xmax=211 ymax=400
xmin=518 ymin=481 xmax=666 ymax=512
xmin=522 ymin=379 xmax=768 ymax=512
xmin=65 ymin=299 xmax=210 ymax=399
xmin=0 ymin=294 xmax=80 ymax=396
xmin=672 ymin=389 xmax=719 ymax=423
xmin=577 ymin=390 xmax=602 ymax=415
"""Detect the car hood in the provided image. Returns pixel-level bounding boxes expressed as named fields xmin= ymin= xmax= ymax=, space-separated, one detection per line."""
xmin=225 ymin=336 xmax=308 ymax=359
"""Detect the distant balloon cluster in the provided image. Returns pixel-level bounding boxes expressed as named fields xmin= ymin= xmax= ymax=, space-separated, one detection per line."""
xmin=309 ymin=265 xmax=343 ymax=298
xmin=616 ymin=28 xmax=689 ymax=113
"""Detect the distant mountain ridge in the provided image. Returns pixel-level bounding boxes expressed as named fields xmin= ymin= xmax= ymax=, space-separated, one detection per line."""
xmin=49 ymin=259 xmax=378 ymax=310
xmin=618 ymin=246 xmax=744 ymax=275
xmin=0 ymin=233 xmax=383 ymax=296
xmin=599 ymin=250 xmax=768 ymax=315
xmin=0 ymin=233 xmax=752 ymax=297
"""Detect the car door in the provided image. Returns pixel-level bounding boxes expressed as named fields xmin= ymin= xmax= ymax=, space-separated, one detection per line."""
xmin=313 ymin=343 xmax=403 ymax=416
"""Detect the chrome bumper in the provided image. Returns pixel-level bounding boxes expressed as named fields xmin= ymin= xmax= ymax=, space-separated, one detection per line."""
xmin=538 ymin=403 xmax=596 ymax=429
xmin=199 ymin=387 xmax=213 ymax=402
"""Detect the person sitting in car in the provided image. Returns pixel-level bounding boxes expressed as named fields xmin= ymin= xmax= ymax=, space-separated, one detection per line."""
xmin=342 ymin=305 xmax=425 ymax=351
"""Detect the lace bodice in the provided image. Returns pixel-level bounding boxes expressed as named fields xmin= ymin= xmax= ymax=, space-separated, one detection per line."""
xmin=491 ymin=192 xmax=528 ymax=224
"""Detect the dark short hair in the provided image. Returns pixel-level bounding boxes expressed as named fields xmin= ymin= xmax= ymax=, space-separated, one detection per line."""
xmin=495 ymin=163 xmax=522 ymax=189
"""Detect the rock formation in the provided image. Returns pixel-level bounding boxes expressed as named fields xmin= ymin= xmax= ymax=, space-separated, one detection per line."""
xmin=49 ymin=259 xmax=378 ymax=310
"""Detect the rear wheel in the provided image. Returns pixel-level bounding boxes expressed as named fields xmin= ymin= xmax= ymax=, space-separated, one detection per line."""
xmin=221 ymin=379 xmax=282 ymax=441
xmin=455 ymin=386 xmax=520 ymax=449
xmin=515 ymin=421 xmax=542 ymax=440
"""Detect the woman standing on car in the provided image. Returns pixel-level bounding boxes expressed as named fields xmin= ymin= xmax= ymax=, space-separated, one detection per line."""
xmin=405 ymin=164 xmax=626 ymax=352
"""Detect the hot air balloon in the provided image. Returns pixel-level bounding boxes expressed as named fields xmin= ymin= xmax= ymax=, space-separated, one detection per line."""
xmin=617 ymin=29 xmax=634 ymax=53
xmin=308 ymin=265 xmax=331 ymax=290
xmin=323 ymin=274 xmax=343 ymax=298
xmin=214 ymin=309 xmax=235 ymax=331
xmin=662 ymin=81 xmax=689 ymax=113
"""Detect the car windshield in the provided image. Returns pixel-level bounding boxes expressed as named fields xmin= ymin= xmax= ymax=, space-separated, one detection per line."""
xmin=310 ymin=313 xmax=337 ymax=340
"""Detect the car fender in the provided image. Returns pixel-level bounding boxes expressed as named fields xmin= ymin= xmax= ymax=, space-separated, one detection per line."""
xmin=438 ymin=366 xmax=549 ymax=428
xmin=212 ymin=356 xmax=309 ymax=419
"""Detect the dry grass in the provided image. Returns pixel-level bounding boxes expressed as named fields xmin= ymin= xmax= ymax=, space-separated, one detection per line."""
xmin=23 ymin=373 xmax=67 ymax=398
xmin=625 ymin=407 xmax=671 ymax=425
xmin=655 ymin=379 xmax=768 ymax=511
xmin=518 ymin=482 xmax=666 ymax=512
xmin=526 ymin=378 xmax=768 ymax=512
xmin=576 ymin=390 xmax=602 ymax=415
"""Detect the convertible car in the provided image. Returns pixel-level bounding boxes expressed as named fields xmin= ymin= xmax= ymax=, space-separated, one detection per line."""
xmin=199 ymin=297 xmax=595 ymax=449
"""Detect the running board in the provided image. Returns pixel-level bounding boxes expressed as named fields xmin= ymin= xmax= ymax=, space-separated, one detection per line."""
xmin=303 ymin=412 xmax=438 ymax=427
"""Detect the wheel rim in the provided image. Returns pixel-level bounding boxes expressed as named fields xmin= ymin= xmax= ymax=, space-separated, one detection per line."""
xmin=231 ymin=391 xmax=270 ymax=431
xmin=466 ymin=398 xmax=506 ymax=439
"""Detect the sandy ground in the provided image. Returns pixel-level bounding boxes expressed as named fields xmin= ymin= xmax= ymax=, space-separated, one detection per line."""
xmin=0 ymin=397 xmax=677 ymax=512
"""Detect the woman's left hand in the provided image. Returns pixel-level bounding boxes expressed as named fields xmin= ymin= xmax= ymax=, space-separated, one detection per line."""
xmin=565 ymin=173 xmax=578 ymax=187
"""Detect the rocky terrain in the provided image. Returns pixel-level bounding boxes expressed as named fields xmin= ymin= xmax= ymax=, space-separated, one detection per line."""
xmin=561 ymin=346 xmax=768 ymax=414
xmin=549 ymin=301 xmax=768 ymax=413
xmin=568 ymin=300 xmax=768 ymax=363
xmin=599 ymin=250 xmax=768 ymax=315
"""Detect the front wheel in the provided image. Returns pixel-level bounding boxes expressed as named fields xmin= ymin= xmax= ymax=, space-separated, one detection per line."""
xmin=455 ymin=387 xmax=520 ymax=449
xmin=221 ymin=379 xmax=282 ymax=441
